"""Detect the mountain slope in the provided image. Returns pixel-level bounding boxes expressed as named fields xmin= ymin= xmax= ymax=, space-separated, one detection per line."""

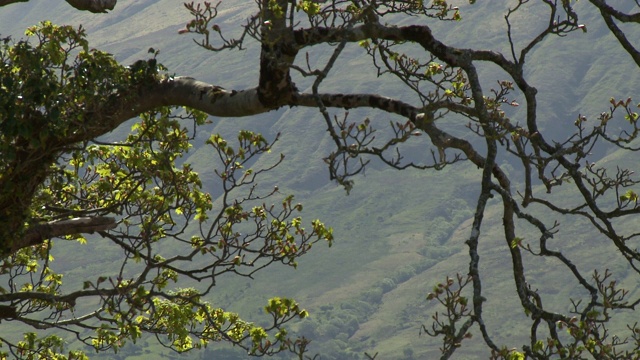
xmin=2 ymin=1 xmax=640 ymax=359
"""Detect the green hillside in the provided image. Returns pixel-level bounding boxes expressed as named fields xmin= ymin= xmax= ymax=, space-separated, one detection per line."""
xmin=2 ymin=1 xmax=640 ymax=359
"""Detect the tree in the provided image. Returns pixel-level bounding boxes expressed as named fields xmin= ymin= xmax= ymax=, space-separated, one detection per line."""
xmin=2 ymin=0 xmax=640 ymax=359
xmin=0 ymin=7 xmax=333 ymax=360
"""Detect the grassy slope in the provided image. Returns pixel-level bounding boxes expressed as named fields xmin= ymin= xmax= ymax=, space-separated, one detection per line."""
xmin=2 ymin=1 xmax=640 ymax=359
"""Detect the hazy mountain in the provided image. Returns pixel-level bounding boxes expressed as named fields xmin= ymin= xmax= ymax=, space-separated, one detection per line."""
xmin=2 ymin=1 xmax=640 ymax=358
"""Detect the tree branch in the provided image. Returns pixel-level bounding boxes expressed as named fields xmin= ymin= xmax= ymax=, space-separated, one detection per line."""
xmin=0 ymin=0 xmax=116 ymax=12
xmin=292 ymin=92 xmax=421 ymax=119
xmin=13 ymin=216 xmax=116 ymax=253
xmin=65 ymin=0 xmax=115 ymax=13
xmin=0 ymin=0 xmax=27 ymax=6
xmin=67 ymin=77 xmax=269 ymax=144
xmin=590 ymin=0 xmax=640 ymax=67
xmin=588 ymin=0 xmax=640 ymax=23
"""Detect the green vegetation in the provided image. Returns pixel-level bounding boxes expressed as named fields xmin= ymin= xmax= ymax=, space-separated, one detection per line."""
xmin=2 ymin=1 xmax=640 ymax=359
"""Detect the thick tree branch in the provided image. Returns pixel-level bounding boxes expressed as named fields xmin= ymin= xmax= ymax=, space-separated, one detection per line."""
xmin=13 ymin=216 xmax=116 ymax=253
xmin=65 ymin=0 xmax=115 ymax=13
xmin=293 ymin=92 xmax=421 ymax=119
xmin=590 ymin=0 xmax=640 ymax=67
xmin=0 ymin=0 xmax=27 ymax=6
xmin=294 ymin=23 xmax=511 ymax=69
xmin=70 ymin=77 xmax=269 ymax=144
xmin=0 ymin=0 xmax=116 ymax=12
xmin=588 ymin=0 xmax=640 ymax=23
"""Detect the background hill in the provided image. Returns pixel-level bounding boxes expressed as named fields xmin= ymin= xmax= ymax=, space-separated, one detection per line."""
xmin=2 ymin=1 xmax=640 ymax=359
